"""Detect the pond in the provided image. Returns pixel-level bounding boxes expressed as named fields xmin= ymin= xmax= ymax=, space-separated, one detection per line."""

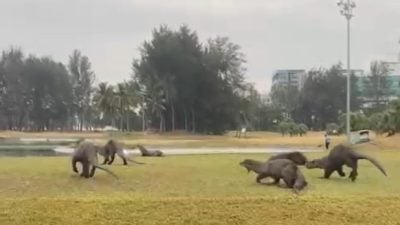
xmin=0 ymin=149 xmax=69 ymax=157
xmin=0 ymin=146 xmax=322 ymax=157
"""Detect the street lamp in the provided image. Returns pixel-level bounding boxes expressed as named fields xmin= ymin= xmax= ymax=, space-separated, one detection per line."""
xmin=337 ymin=0 xmax=356 ymax=143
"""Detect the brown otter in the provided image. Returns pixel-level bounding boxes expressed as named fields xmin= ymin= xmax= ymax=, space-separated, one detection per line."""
xmin=268 ymin=151 xmax=308 ymax=165
xmin=136 ymin=144 xmax=164 ymax=157
xmin=305 ymin=144 xmax=387 ymax=181
xmin=239 ymin=158 xmax=307 ymax=192
xmin=72 ymin=141 xmax=118 ymax=179
xmin=98 ymin=140 xmax=144 ymax=165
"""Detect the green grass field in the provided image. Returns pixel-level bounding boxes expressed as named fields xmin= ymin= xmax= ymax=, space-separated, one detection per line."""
xmin=0 ymin=149 xmax=399 ymax=225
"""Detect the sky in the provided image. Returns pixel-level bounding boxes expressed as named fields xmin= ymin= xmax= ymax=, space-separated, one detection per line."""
xmin=1 ymin=0 xmax=400 ymax=94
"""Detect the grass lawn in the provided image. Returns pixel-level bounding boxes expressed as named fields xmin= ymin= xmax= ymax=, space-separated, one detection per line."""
xmin=0 ymin=150 xmax=398 ymax=225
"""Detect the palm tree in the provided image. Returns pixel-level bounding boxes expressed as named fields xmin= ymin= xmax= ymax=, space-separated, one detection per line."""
xmin=160 ymin=75 xmax=177 ymax=131
xmin=125 ymin=81 xmax=141 ymax=132
xmin=147 ymin=81 xmax=166 ymax=132
xmin=93 ymin=82 xmax=116 ymax=128
xmin=115 ymin=83 xmax=127 ymax=131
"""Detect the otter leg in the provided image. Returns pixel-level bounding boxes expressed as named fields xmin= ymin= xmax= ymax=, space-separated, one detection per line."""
xmin=72 ymin=157 xmax=79 ymax=173
xmin=108 ymin=152 xmax=116 ymax=165
xmin=81 ymin=162 xmax=90 ymax=178
xmin=336 ymin=167 xmax=346 ymax=177
xmin=323 ymin=167 xmax=335 ymax=179
xmin=348 ymin=160 xmax=358 ymax=182
xmin=89 ymin=165 xmax=96 ymax=177
xmin=120 ymin=154 xmax=128 ymax=165
xmin=256 ymin=174 xmax=269 ymax=183
xmin=102 ymin=155 xmax=109 ymax=165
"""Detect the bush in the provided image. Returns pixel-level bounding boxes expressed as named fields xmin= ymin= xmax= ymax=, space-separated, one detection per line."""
xmin=339 ymin=112 xmax=370 ymax=132
xmin=278 ymin=121 xmax=308 ymax=136
xmin=297 ymin=123 xmax=308 ymax=136
xmin=277 ymin=121 xmax=291 ymax=136
xmin=326 ymin=123 xmax=340 ymax=135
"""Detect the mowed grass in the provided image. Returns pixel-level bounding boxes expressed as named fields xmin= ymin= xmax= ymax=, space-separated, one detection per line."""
xmin=0 ymin=150 xmax=399 ymax=225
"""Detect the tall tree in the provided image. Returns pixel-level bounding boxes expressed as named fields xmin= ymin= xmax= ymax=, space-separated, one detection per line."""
xmin=133 ymin=25 xmax=247 ymax=134
xmin=68 ymin=50 xmax=95 ymax=131
xmin=0 ymin=48 xmax=27 ymax=130
xmin=363 ymin=61 xmax=390 ymax=110
xmin=93 ymin=82 xmax=116 ymax=127
xmin=24 ymin=56 xmax=73 ymax=130
xmin=295 ymin=64 xmax=360 ymax=130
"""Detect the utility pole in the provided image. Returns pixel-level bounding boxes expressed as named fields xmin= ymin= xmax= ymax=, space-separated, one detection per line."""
xmin=337 ymin=0 xmax=356 ymax=143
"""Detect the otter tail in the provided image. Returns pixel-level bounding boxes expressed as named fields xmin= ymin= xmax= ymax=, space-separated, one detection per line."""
xmin=93 ymin=164 xmax=119 ymax=179
xmin=355 ymin=152 xmax=387 ymax=176
xmin=126 ymin=157 xmax=145 ymax=164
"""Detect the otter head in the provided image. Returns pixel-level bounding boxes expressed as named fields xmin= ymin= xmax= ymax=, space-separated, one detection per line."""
xmin=305 ymin=159 xmax=324 ymax=169
xmin=239 ymin=159 xmax=259 ymax=173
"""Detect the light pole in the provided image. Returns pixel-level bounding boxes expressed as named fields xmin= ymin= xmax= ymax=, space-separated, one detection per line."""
xmin=337 ymin=0 xmax=356 ymax=143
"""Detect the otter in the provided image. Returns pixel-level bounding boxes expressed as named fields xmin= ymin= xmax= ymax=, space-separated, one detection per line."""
xmin=239 ymin=158 xmax=307 ymax=192
xmin=305 ymin=144 xmax=387 ymax=181
xmin=72 ymin=141 xmax=118 ymax=179
xmin=98 ymin=140 xmax=144 ymax=165
xmin=268 ymin=151 xmax=308 ymax=165
xmin=136 ymin=144 xmax=164 ymax=157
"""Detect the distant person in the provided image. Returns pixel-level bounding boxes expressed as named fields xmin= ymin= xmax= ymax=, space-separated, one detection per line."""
xmin=324 ymin=133 xmax=331 ymax=150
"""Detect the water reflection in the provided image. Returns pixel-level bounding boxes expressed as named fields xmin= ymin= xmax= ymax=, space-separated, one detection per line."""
xmin=0 ymin=149 xmax=68 ymax=157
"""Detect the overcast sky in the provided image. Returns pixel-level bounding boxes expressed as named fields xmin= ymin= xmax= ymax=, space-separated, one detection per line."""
xmin=1 ymin=0 xmax=399 ymax=93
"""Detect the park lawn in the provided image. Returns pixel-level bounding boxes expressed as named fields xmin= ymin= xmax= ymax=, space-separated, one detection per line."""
xmin=0 ymin=150 xmax=399 ymax=225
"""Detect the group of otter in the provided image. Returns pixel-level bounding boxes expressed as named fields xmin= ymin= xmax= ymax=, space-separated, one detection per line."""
xmin=72 ymin=140 xmax=387 ymax=194
xmin=240 ymin=144 xmax=387 ymax=193
xmin=71 ymin=140 xmax=164 ymax=179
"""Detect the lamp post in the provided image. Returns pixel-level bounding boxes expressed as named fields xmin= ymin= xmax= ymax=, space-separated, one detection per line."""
xmin=337 ymin=0 xmax=356 ymax=143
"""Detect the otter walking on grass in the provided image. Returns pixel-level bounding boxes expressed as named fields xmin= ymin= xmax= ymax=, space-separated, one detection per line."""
xmin=305 ymin=144 xmax=387 ymax=181
xmin=98 ymin=140 xmax=145 ymax=165
xmin=136 ymin=144 xmax=164 ymax=157
xmin=72 ymin=141 xmax=118 ymax=179
xmin=240 ymin=158 xmax=307 ymax=192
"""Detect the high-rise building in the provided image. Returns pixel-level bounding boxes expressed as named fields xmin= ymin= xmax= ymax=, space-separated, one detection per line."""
xmin=271 ymin=70 xmax=306 ymax=90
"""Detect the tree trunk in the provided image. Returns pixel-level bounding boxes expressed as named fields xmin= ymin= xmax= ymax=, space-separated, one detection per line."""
xmin=184 ymin=108 xmax=188 ymax=131
xmin=159 ymin=112 xmax=163 ymax=133
xmin=120 ymin=115 xmax=124 ymax=131
xmin=111 ymin=118 xmax=115 ymax=128
xmin=18 ymin=113 xmax=24 ymax=131
xmin=126 ymin=112 xmax=130 ymax=132
xmin=171 ymin=103 xmax=175 ymax=131
xmin=79 ymin=112 xmax=84 ymax=131
xmin=142 ymin=106 xmax=146 ymax=132
xmin=7 ymin=115 xmax=12 ymax=130
xmin=191 ymin=107 xmax=196 ymax=133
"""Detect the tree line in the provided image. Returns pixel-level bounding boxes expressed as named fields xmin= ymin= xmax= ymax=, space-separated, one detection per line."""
xmin=269 ymin=61 xmax=400 ymax=135
xmin=0 ymin=25 xmax=399 ymax=134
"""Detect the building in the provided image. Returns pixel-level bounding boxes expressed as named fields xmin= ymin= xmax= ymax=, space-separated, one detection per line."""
xmin=383 ymin=61 xmax=400 ymax=98
xmin=271 ymin=70 xmax=307 ymax=90
xmin=355 ymin=62 xmax=400 ymax=108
